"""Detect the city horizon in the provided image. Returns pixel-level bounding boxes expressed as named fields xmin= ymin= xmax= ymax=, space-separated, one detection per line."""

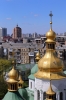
xmin=0 ymin=0 xmax=66 ymax=35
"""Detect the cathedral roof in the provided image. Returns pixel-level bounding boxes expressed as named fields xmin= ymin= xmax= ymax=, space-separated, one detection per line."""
xmin=28 ymin=64 xmax=38 ymax=80
xmin=28 ymin=52 xmax=40 ymax=80
xmin=18 ymin=88 xmax=28 ymax=100
xmin=3 ymin=91 xmax=25 ymax=100
xmin=31 ymin=64 xmax=38 ymax=74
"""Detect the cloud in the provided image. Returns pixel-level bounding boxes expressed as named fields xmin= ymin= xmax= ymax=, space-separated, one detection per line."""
xmin=6 ymin=18 xmax=12 ymax=20
xmin=34 ymin=14 xmax=38 ymax=17
xmin=23 ymin=16 xmax=26 ymax=18
xmin=31 ymin=12 xmax=33 ymax=14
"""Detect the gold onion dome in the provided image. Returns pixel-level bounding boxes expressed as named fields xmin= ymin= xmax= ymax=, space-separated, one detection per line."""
xmin=7 ymin=61 xmax=18 ymax=82
xmin=46 ymin=29 xmax=56 ymax=43
xmin=34 ymin=11 xmax=66 ymax=79
xmin=18 ymin=75 xmax=24 ymax=84
xmin=46 ymin=86 xmax=55 ymax=95
xmin=46 ymin=82 xmax=55 ymax=95
xmin=35 ymin=52 xmax=40 ymax=62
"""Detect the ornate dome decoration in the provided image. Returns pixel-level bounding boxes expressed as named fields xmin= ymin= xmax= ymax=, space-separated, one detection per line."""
xmin=31 ymin=52 xmax=40 ymax=74
xmin=7 ymin=61 xmax=18 ymax=91
xmin=18 ymin=74 xmax=24 ymax=89
xmin=46 ymin=80 xmax=56 ymax=100
xmin=35 ymin=52 xmax=40 ymax=63
xmin=46 ymin=80 xmax=55 ymax=95
xmin=28 ymin=52 xmax=40 ymax=80
xmin=34 ymin=11 xmax=66 ymax=79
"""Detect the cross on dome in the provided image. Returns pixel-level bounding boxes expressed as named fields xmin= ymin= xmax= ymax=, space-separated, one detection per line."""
xmin=49 ymin=11 xmax=53 ymax=30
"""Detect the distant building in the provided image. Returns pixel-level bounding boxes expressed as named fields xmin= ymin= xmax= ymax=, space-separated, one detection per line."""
xmin=32 ymin=32 xmax=38 ymax=38
xmin=0 ymin=42 xmax=4 ymax=58
xmin=0 ymin=27 xmax=7 ymax=39
xmin=12 ymin=24 xmax=22 ymax=39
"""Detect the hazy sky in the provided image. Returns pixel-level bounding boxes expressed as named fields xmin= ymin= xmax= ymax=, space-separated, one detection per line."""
xmin=0 ymin=0 xmax=66 ymax=35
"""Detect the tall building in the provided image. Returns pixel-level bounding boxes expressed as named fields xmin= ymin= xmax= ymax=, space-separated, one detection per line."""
xmin=12 ymin=24 xmax=22 ymax=39
xmin=0 ymin=27 xmax=7 ymax=39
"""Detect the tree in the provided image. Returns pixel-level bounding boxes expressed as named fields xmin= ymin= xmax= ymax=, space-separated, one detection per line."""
xmin=0 ymin=59 xmax=11 ymax=99
xmin=0 ymin=59 xmax=11 ymax=75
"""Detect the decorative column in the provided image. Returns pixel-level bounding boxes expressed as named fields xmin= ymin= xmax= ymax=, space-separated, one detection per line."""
xmin=34 ymin=88 xmax=37 ymax=100
xmin=63 ymin=90 xmax=65 ymax=100
xmin=57 ymin=91 xmax=60 ymax=100
xmin=64 ymin=89 xmax=66 ymax=100
xmin=65 ymin=90 xmax=66 ymax=100
xmin=40 ymin=90 xmax=43 ymax=100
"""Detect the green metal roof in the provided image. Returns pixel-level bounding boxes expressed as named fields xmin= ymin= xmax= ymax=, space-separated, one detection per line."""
xmin=3 ymin=91 xmax=24 ymax=100
xmin=16 ymin=64 xmax=35 ymax=71
xmin=18 ymin=88 xmax=28 ymax=100
xmin=26 ymin=87 xmax=34 ymax=94
xmin=28 ymin=95 xmax=34 ymax=100
xmin=28 ymin=64 xmax=38 ymax=80
xmin=25 ymin=88 xmax=34 ymax=100
xmin=31 ymin=64 xmax=38 ymax=74
xmin=28 ymin=74 xmax=35 ymax=80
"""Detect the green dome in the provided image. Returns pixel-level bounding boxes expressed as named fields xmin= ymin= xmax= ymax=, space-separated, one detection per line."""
xmin=31 ymin=64 xmax=38 ymax=74
xmin=3 ymin=91 xmax=24 ymax=100
xmin=18 ymin=88 xmax=28 ymax=100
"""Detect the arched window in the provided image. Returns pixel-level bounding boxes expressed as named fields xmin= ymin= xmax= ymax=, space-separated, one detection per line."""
xmin=30 ymin=82 xmax=32 ymax=89
xmin=43 ymin=92 xmax=46 ymax=99
xmin=14 ymin=84 xmax=16 ymax=89
xmin=11 ymin=84 xmax=12 ymax=90
xmin=53 ymin=93 xmax=56 ymax=100
xmin=60 ymin=92 xmax=63 ymax=100
xmin=19 ymin=84 xmax=20 ymax=87
xmin=13 ymin=84 xmax=14 ymax=90
xmin=48 ymin=43 xmax=55 ymax=49
xmin=37 ymin=90 xmax=40 ymax=100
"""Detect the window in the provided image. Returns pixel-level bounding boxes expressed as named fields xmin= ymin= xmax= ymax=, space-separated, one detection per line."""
xmin=13 ymin=84 xmax=14 ymax=90
xmin=43 ymin=92 xmax=46 ymax=99
xmin=49 ymin=95 xmax=53 ymax=99
xmin=11 ymin=84 xmax=12 ymax=90
xmin=60 ymin=92 xmax=63 ymax=100
xmin=37 ymin=90 xmax=40 ymax=100
xmin=15 ymin=84 xmax=17 ymax=90
xmin=19 ymin=84 xmax=20 ymax=87
xmin=30 ymin=82 xmax=32 ymax=89
xmin=48 ymin=44 xmax=55 ymax=49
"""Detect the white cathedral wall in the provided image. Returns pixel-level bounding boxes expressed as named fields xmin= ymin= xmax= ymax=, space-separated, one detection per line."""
xmin=29 ymin=79 xmax=35 ymax=91
xmin=34 ymin=77 xmax=66 ymax=100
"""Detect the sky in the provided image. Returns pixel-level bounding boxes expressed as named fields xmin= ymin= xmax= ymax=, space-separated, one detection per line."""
xmin=0 ymin=0 xmax=66 ymax=35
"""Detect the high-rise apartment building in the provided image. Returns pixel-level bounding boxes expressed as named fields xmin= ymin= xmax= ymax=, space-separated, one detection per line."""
xmin=0 ymin=27 xmax=7 ymax=39
xmin=12 ymin=24 xmax=22 ymax=39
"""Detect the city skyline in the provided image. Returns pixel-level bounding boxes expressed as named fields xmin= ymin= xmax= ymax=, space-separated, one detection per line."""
xmin=0 ymin=0 xmax=66 ymax=35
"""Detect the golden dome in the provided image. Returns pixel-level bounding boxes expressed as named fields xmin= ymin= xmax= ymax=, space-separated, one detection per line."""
xmin=35 ymin=52 xmax=40 ymax=63
xmin=8 ymin=66 xmax=18 ymax=81
xmin=38 ymin=50 xmax=64 ymax=72
xmin=46 ymin=29 xmax=56 ymax=40
xmin=34 ymin=49 xmax=66 ymax=79
xmin=46 ymin=85 xmax=55 ymax=95
xmin=18 ymin=75 xmax=24 ymax=84
xmin=34 ymin=12 xmax=66 ymax=80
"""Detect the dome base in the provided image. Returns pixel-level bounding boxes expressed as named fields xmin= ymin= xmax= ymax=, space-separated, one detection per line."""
xmin=34 ymin=71 xmax=66 ymax=80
